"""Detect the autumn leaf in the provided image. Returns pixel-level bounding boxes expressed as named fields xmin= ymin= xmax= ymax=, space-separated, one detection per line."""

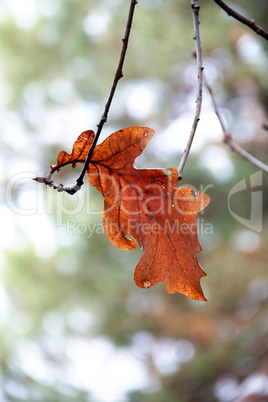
xmin=51 ymin=130 xmax=95 ymax=172
xmin=52 ymin=126 xmax=210 ymax=300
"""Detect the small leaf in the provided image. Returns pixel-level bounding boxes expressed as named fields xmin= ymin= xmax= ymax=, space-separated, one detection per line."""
xmin=50 ymin=130 xmax=95 ymax=173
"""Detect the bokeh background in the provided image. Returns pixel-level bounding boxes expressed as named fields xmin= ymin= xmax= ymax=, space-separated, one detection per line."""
xmin=0 ymin=0 xmax=267 ymax=401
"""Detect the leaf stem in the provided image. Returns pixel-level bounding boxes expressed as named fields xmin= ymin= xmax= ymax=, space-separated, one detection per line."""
xmin=213 ymin=0 xmax=268 ymax=40
xmin=76 ymin=0 xmax=138 ymax=188
xmin=178 ymin=0 xmax=203 ymax=179
xmin=204 ymin=76 xmax=268 ymax=174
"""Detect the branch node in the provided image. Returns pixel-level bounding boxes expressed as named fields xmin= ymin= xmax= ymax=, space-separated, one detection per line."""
xmin=223 ymin=133 xmax=231 ymax=144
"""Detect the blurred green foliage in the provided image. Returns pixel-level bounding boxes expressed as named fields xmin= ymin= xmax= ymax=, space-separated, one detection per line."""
xmin=0 ymin=0 xmax=267 ymax=401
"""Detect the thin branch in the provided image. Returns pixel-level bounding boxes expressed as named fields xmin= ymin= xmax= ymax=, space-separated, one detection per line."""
xmin=76 ymin=0 xmax=138 ymax=189
xmin=178 ymin=0 xmax=203 ymax=179
xmin=214 ymin=0 xmax=268 ymax=40
xmin=33 ymin=173 xmax=81 ymax=195
xmin=204 ymin=76 xmax=268 ymax=174
xmin=34 ymin=0 xmax=138 ymax=194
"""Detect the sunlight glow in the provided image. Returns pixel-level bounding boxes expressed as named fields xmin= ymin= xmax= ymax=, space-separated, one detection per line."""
xmin=83 ymin=12 xmax=110 ymax=37
xmin=230 ymin=230 xmax=261 ymax=253
xmin=4 ymin=0 xmax=38 ymax=28
xmin=124 ymin=81 xmax=162 ymax=120
xmin=199 ymin=146 xmax=234 ymax=181
xmin=65 ymin=337 xmax=156 ymax=401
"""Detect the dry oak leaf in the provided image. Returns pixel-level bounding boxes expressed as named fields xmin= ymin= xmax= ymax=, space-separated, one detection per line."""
xmin=52 ymin=126 xmax=210 ymax=300
xmin=51 ymin=130 xmax=95 ymax=172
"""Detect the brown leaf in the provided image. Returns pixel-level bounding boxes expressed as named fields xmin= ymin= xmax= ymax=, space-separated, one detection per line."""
xmin=50 ymin=130 xmax=95 ymax=172
xmin=52 ymin=126 xmax=210 ymax=300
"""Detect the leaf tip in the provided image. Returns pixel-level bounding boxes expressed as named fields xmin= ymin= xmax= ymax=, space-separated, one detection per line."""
xmin=199 ymin=295 xmax=208 ymax=302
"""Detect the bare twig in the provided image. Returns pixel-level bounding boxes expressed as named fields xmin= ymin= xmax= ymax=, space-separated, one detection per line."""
xmin=33 ymin=173 xmax=81 ymax=195
xmin=178 ymin=0 xmax=203 ymax=179
xmin=204 ymin=76 xmax=268 ymax=174
xmin=76 ymin=0 xmax=138 ymax=189
xmin=214 ymin=0 xmax=268 ymax=40
xmin=34 ymin=0 xmax=138 ymax=194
